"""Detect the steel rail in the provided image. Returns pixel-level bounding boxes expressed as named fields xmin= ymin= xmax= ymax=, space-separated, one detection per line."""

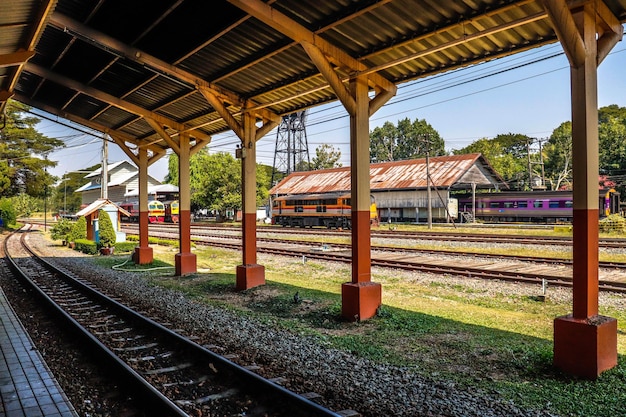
xmin=7 ymin=226 xmax=346 ymax=417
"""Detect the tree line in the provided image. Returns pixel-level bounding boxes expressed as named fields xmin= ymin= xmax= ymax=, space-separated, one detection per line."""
xmin=1 ymin=100 xmax=625 ymax=223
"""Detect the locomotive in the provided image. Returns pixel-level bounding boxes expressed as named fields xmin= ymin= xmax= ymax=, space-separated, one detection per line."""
xmin=119 ymin=200 xmax=166 ymax=223
xmin=271 ymin=192 xmax=378 ymax=229
xmin=457 ymin=189 xmax=620 ymax=223
xmin=164 ymin=200 xmax=179 ymax=223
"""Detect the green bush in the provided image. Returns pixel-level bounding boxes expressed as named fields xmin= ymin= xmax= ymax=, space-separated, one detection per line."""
xmin=50 ymin=218 xmax=73 ymax=243
xmin=74 ymin=238 xmax=98 ymax=255
xmin=98 ymin=209 xmax=116 ymax=248
xmin=114 ymin=241 xmax=137 ymax=253
xmin=69 ymin=216 xmax=87 ymax=242
xmin=0 ymin=198 xmax=17 ymax=227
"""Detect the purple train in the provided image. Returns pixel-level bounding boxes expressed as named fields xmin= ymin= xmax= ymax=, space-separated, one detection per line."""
xmin=457 ymin=189 xmax=620 ymax=223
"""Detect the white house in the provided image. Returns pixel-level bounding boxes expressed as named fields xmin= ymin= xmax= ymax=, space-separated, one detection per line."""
xmin=75 ymin=161 xmax=162 ymax=206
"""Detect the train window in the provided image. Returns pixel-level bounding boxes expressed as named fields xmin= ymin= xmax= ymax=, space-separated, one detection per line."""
xmin=533 ymin=200 xmax=543 ymax=208
xmin=549 ymin=201 xmax=560 ymax=208
xmin=503 ymin=202 xmax=514 ymax=208
xmin=565 ymin=200 xmax=573 ymax=208
xmin=517 ymin=201 xmax=528 ymax=208
xmin=316 ymin=205 xmax=327 ymax=212
xmin=295 ymin=206 xmax=303 ymax=213
xmin=489 ymin=202 xmax=500 ymax=208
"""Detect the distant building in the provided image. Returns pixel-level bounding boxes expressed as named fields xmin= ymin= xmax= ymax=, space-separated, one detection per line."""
xmin=75 ymin=161 xmax=162 ymax=206
xmin=269 ymin=153 xmax=505 ymax=223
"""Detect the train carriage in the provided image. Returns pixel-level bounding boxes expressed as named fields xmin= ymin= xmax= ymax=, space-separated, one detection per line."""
xmin=457 ymin=189 xmax=619 ymax=223
xmin=272 ymin=192 xmax=378 ymax=229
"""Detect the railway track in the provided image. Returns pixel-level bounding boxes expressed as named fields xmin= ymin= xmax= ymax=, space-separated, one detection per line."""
xmin=123 ymin=225 xmax=626 ymax=293
xmin=123 ymin=223 xmax=626 ymax=274
xmin=134 ymin=222 xmax=626 ymax=249
xmin=4 ymin=226 xmax=354 ymax=417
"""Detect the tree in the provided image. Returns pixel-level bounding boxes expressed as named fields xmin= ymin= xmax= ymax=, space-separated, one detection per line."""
xmin=166 ymin=149 xmax=270 ymax=218
xmin=369 ymin=117 xmax=445 ymax=163
xmin=452 ymin=134 xmax=529 ymax=188
xmin=0 ymin=101 xmax=64 ymax=197
xmin=0 ymin=198 xmax=16 ymax=227
xmin=50 ymin=218 xmax=73 ymax=243
xmin=543 ymin=122 xmax=573 ymax=190
xmin=97 ymin=209 xmax=116 ymax=248
xmin=311 ymin=144 xmax=342 ymax=170
xmin=69 ymin=216 xmax=87 ymax=243
xmin=51 ymin=168 xmax=95 ymax=215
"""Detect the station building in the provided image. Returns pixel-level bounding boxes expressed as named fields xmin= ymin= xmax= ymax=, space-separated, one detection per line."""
xmin=269 ymin=153 xmax=505 ymax=223
xmin=75 ymin=160 xmax=163 ymax=206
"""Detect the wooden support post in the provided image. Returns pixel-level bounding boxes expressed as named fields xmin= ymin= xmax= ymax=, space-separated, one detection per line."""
xmin=552 ymin=3 xmax=617 ymax=379
xmin=341 ymin=75 xmax=381 ymax=321
xmin=236 ymin=109 xmax=265 ymax=290
xmin=132 ymin=147 xmax=153 ymax=264
xmin=175 ymin=133 xmax=197 ymax=276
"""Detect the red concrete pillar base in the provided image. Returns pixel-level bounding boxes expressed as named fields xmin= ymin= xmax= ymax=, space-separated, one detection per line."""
xmin=341 ymin=281 xmax=382 ymax=322
xmin=554 ymin=314 xmax=617 ymax=379
xmin=175 ymin=252 xmax=197 ymax=276
xmin=236 ymin=264 xmax=265 ymax=291
xmin=132 ymin=246 xmax=153 ymax=265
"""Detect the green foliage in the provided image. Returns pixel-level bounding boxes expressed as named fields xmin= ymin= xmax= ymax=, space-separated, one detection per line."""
xmin=0 ymin=198 xmax=16 ymax=226
xmin=51 ymin=168 xmax=95 ymax=215
xmin=50 ymin=218 xmax=73 ymax=242
xmin=0 ymin=101 xmax=64 ymax=198
xmin=68 ymin=216 xmax=87 ymax=242
xmin=166 ymin=150 xmax=270 ymax=218
xmin=9 ymin=193 xmax=42 ymax=217
xmin=113 ymin=241 xmax=138 ymax=253
xmin=600 ymin=214 xmax=626 ymax=234
xmin=370 ymin=117 xmax=445 ymax=163
xmin=74 ymin=238 xmax=98 ymax=255
xmin=453 ymin=133 xmax=530 ymax=189
xmin=311 ymin=144 xmax=342 ymax=170
xmin=97 ymin=209 xmax=116 ymax=248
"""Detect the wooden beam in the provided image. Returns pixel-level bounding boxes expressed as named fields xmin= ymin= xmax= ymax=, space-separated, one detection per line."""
xmin=541 ymin=0 xmax=586 ymax=67
xmin=145 ymin=118 xmax=181 ymax=155
xmin=0 ymin=50 xmax=35 ymax=68
xmin=25 ymin=63 xmax=211 ymax=142
xmin=228 ymin=0 xmax=396 ymax=95
xmin=108 ymin=133 xmax=140 ymax=166
xmin=300 ymin=41 xmax=356 ymax=116
xmin=197 ymin=87 xmax=244 ymax=140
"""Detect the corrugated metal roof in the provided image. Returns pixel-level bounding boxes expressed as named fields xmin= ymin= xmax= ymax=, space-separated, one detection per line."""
xmin=2 ymin=1 xmax=625 ymax=154
xmin=270 ymin=153 xmax=504 ymax=195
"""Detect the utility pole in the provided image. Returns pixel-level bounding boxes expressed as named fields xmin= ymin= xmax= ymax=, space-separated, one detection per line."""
xmin=425 ymin=134 xmax=432 ymax=229
xmin=101 ymin=135 xmax=108 ymax=200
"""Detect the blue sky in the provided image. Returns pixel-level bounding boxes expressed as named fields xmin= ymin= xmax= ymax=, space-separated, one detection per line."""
xmin=41 ymin=39 xmax=626 ymax=182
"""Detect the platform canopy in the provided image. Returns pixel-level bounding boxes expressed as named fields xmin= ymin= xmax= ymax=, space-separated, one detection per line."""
xmin=2 ymin=0 xmax=625 ymax=156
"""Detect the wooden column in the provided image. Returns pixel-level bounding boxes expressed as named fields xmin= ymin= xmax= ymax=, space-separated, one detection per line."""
xmin=175 ymin=133 xmax=197 ymax=275
xmin=552 ymin=2 xmax=617 ymax=379
xmin=236 ymin=109 xmax=265 ymax=290
xmin=132 ymin=147 xmax=153 ymax=264
xmin=341 ymin=75 xmax=381 ymax=321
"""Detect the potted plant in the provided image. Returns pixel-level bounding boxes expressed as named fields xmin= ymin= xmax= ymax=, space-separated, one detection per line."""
xmin=97 ymin=209 xmax=116 ymax=255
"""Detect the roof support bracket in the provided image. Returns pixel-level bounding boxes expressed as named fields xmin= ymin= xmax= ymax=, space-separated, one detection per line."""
xmin=542 ymin=0 xmax=622 ymax=68
xmin=145 ymin=118 xmax=180 ymax=155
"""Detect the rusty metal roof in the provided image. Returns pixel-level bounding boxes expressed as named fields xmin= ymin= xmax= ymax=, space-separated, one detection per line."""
xmin=2 ymin=1 xmax=626 ymax=155
xmin=269 ymin=153 xmax=505 ymax=195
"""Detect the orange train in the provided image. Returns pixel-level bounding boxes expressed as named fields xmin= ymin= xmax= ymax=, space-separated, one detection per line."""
xmin=271 ymin=192 xmax=378 ymax=229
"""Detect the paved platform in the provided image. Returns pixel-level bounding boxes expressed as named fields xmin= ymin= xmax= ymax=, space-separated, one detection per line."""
xmin=0 ymin=288 xmax=78 ymax=417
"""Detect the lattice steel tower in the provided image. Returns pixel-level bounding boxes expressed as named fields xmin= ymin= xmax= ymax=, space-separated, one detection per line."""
xmin=271 ymin=110 xmax=310 ymax=185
